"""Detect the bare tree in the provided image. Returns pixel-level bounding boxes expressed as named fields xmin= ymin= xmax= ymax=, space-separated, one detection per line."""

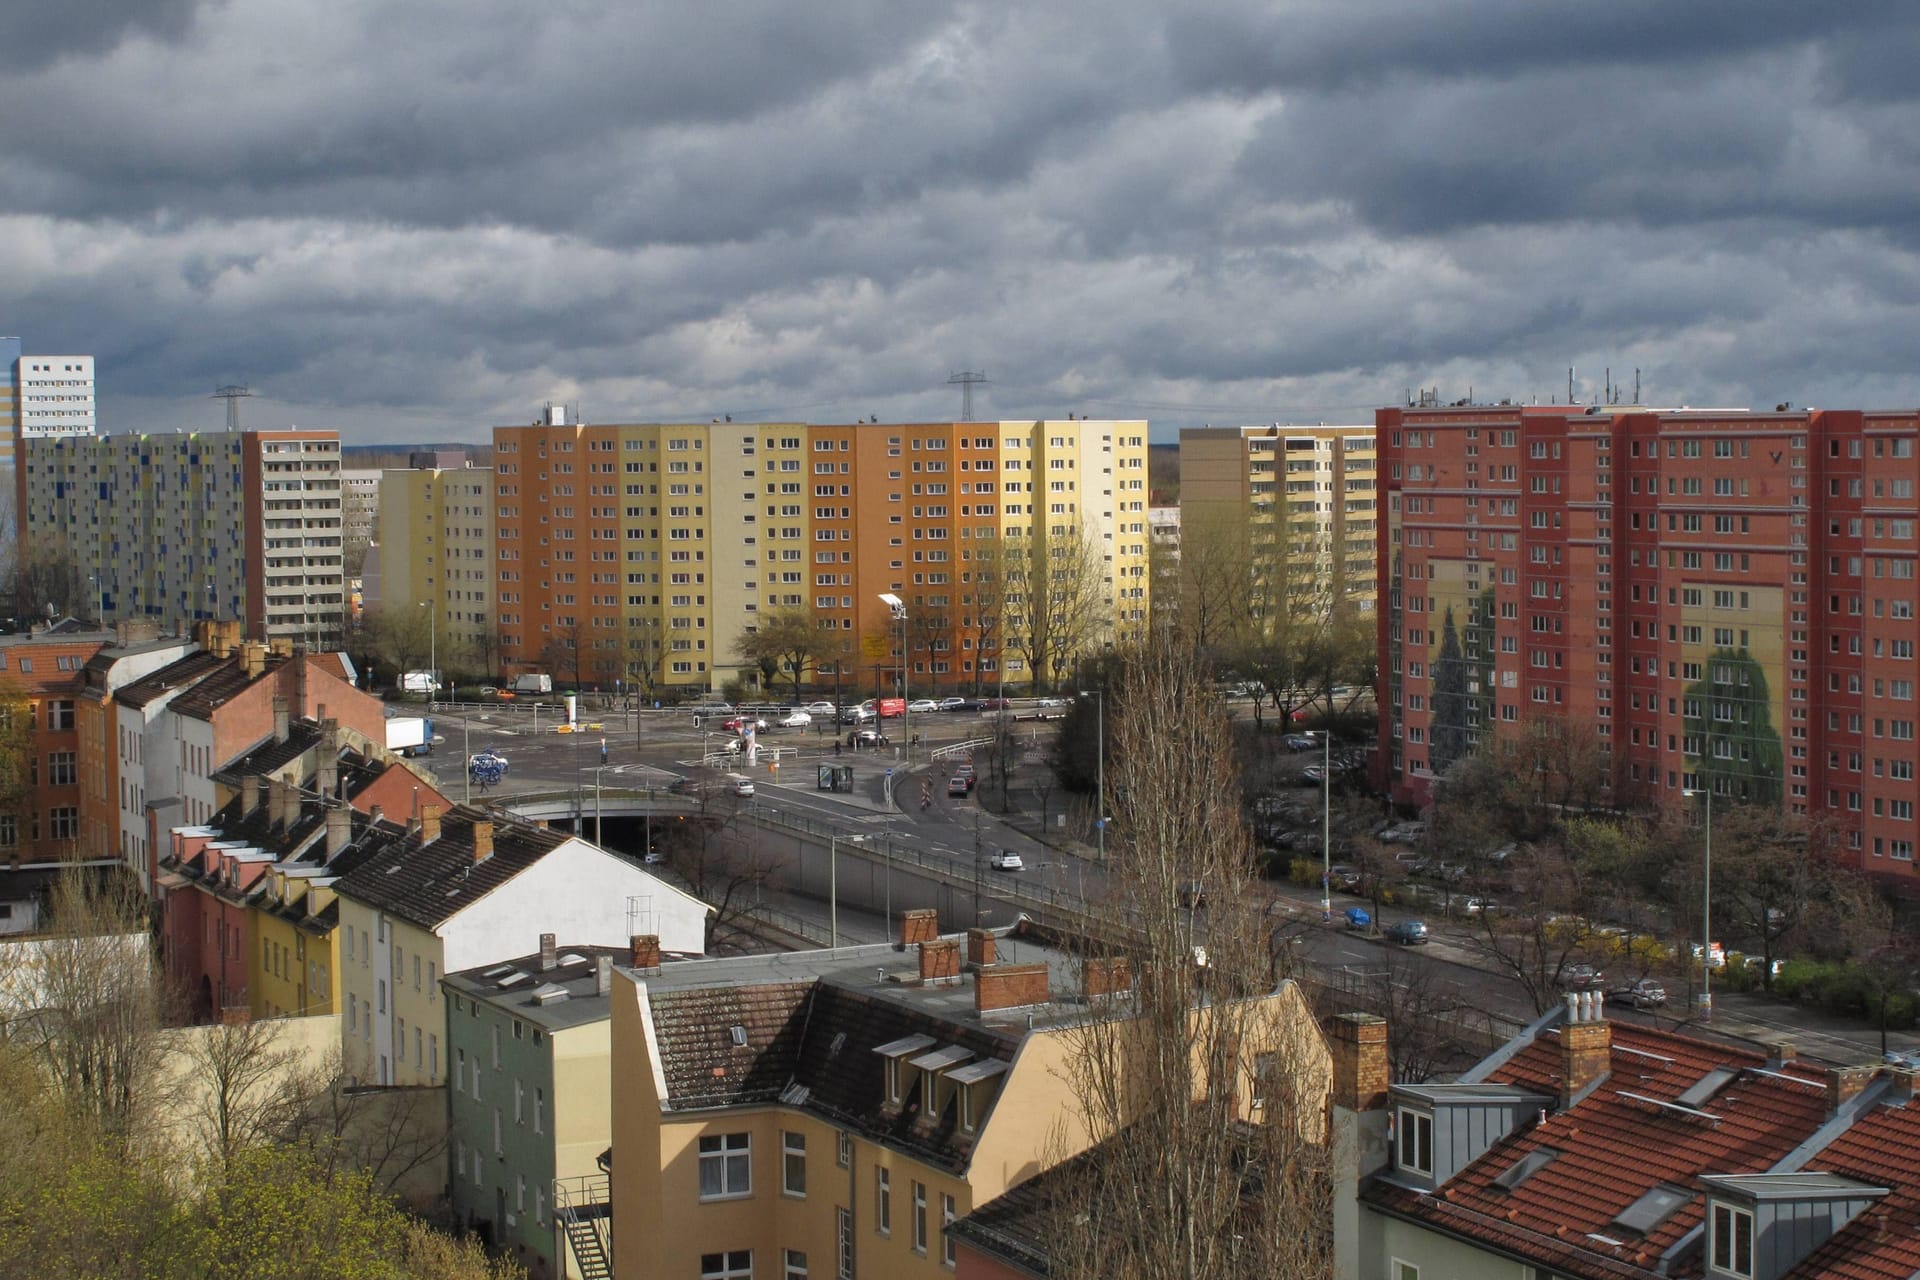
xmin=966 ymin=535 xmax=1009 ymax=697
xmin=732 ymin=606 xmax=828 ymax=703
xmin=1048 ymin=641 xmax=1331 ymax=1279
xmin=655 ymin=784 xmax=783 ymax=948
xmin=540 ymin=617 xmax=590 ymax=690
xmin=2 ymin=868 xmax=171 ymax=1152
xmin=622 ymin=622 xmax=668 ymax=705
xmin=1009 ymin=519 xmax=1109 ymax=693
xmin=362 ymin=602 xmax=435 ymax=688
xmin=172 ymin=1015 xmax=305 ymax=1173
xmin=273 ymin=1048 xmax=449 ymax=1197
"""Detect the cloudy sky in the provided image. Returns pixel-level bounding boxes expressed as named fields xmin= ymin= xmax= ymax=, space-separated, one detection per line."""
xmin=9 ymin=1 xmax=1920 ymax=445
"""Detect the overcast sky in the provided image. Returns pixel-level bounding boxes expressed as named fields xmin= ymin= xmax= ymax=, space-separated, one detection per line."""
xmin=9 ymin=1 xmax=1920 ymax=445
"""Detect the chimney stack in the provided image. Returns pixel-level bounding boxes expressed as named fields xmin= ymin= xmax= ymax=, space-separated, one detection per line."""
xmin=1827 ymin=1064 xmax=1877 ymax=1116
xmin=471 ymin=820 xmax=493 ymax=863
xmin=1560 ymin=990 xmax=1612 ymax=1106
xmin=244 ymin=641 xmax=267 ymax=679
xmin=596 ymin=954 xmax=613 ymax=997
xmin=975 ymin=962 xmax=1050 ymax=1014
xmin=420 ymin=805 xmax=442 ymax=846
xmin=266 ymin=778 xmax=286 ymax=828
xmin=1888 ymin=1067 xmax=1917 ymax=1106
xmin=919 ymin=938 xmax=961 ymax=983
xmin=900 ymin=908 xmax=938 ymax=947
xmin=242 ymin=774 xmax=263 ymax=817
xmin=1329 ymin=1013 xmax=1391 ymax=1112
xmin=271 ymin=693 xmax=290 ymax=743
xmin=1766 ymin=1040 xmax=1796 ymax=1069
xmin=317 ymin=718 xmax=340 ymax=798
xmin=1082 ymin=955 xmax=1133 ymax=999
xmin=369 ymin=804 xmax=384 ymax=828
xmin=966 ymin=928 xmax=996 ymax=967
xmin=326 ymin=805 xmax=352 ymax=857
xmin=540 ymin=933 xmax=558 ymax=972
xmin=630 ymin=934 xmax=662 ymax=972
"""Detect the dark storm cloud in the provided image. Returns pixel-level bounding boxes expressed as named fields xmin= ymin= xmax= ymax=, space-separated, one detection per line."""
xmin=0 ymin=0 xmax=202 ymax=72
xmin=9 ymin=3 xmax=1920 ymax=442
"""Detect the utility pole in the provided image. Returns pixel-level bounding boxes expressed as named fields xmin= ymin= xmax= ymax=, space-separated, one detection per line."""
xmin=947 ymin=370 xmax=988 ymax=420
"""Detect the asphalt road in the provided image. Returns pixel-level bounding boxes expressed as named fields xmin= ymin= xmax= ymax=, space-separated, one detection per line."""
xmin=433 ymin=699 xmax=1917 ymax=1070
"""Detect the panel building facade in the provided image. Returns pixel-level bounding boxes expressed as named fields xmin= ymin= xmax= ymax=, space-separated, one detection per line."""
xmin=1377 ymin=403 xmax=1920 ymax=880
xmin=18 ymin=429 xmax=346 ymax=644
xmin=375 ymin=463 xmax=495 ymax=675
xmin=484 ymin=412 xmax=1149 ymax=696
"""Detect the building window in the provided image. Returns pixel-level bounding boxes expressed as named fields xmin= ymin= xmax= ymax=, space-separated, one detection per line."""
xmin=942 ymin=1193 xmax=956 ymax=1268
xmin=876 ymin=1167 xmax=891 ymax=1235
xmin=836 ymin=1132 xmax=852 ymax=1168
xmin=698 ymin=1133 xmax=751 ymax=1199
xmin=534 ymin=1087 xmax=544 ymax=1134
xmin=1711 ymin=1203 xmax=1754 ymax=1278
xmin=1392 ymin=1263 xmax=1419 ymax=1280
xmin=50 ymin=808 xmax=78 ymax=841
xmin=47 ymin=752 xmax=76 ymax=785
xmin=837 ymin=1209 xmax=854 ymax=1280
xmin=782 ymin=1131 xmax=806 ymax=1197
xmin=700 ymin=1251 xmax=752 ymax=1279
xmin=46 ymin=700 xmax=74 ymax=731
xmin=783 ymin=1250 xmax=807 ymax=1280
xmin=913 ymin=1181 xmax=928 ymax=1254
xmin=1397 ymin=1108 xmax=1433 ymax=1176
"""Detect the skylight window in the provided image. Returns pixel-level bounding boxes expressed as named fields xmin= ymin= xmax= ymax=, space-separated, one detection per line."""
xmin=1615 ymin=1183 xmax=1693 ymax=1236
xmin=1677 ymin=1068 xmax=1738 ymax=1109
xmin=1493 ymin=1148 xmax=1560 ymax=1191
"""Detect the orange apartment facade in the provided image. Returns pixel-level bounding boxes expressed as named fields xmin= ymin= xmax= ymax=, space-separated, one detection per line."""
xmin=489 ymin=412 xmax=1150 ymax=696
xmin=1377 ymin=403 xmax=1920 ymax=881
xmin=0 ymin=626 xmax=108 ymax=866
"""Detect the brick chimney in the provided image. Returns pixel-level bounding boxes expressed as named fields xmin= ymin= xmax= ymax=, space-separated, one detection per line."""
xmin=471 ymin=820 xmax=493 ymax=863
xmin=326 ymin=805 xmax=351 ymax=857
xmin=266 ymin=778 xmax=288 ymax=829
xmin=1887 ymin=1067 xmax=1917 ymax=1105
xmin=900 ymin=908 xmax=938 ymax=947
xmin=271 ymin=693 xmax=290 ymax=743
xmin=1767 ymin=1040 xmax=1796 ymax=1069
xmin=1083 ymin=955 xmax=1133 ymax=999
xmin=242 ymin=774 xmax=263 ymax=817
xmin=630 ymin=934 xmax=662 ymax=972
xmin=1561 ymin=990 xmax=1612 ymax=1107
xmin=975 ymin=962 xmax=1049 ymax=1014
xmin=966 ymin=928 xmax=996 ymax=967
xmin=596 ymin=954 xmax=614 ymax=997
xmin=244 ymin=641 xmax=267 ymax=679
xmin=540 ymin=933 xmax=558 ymax=972
xmin=1827 ymin=1064 xmax=1877 ymax=1116
xmin=420 ymin=805 xmax=442 ymax=846
xmin=1329 ymin=1013 xmax=1390 ymax=1112
xmin=919 ymin=938 xmax=961 ymax=983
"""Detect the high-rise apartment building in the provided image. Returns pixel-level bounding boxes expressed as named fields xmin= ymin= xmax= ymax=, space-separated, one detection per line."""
xmin=1377 ymin=403 xmax=1920 ymax=880
xmin=488 ymin=412 xmax=1149 ymax=695
xmin=2 ymin=339 xmax=93 ymax=483
xmin=375 ymin=463 xmax=494 ymax=672
xmin=1179 ymin=425 xmax=1379 ymax=618
xmin=18 ymin=429 xmax=346 ymax=644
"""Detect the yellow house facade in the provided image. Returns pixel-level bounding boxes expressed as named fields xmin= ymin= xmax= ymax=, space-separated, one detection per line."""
xmin=608 ymin=918 xmax=1327 ymax=1280
xmin=248 ymin=866 xmax=342 ymax=1019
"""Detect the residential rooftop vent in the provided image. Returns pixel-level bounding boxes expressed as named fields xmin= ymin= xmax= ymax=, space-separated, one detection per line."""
xmin=1493 ymin=1148 xmax=1560 ymax=1192
xmin=1677 ymin=1067 xmax=1738 ymax=1109
xmin=1614 ymin=1182 xmax=1692 ymax=1236
xmin=730 ymin=1025 xmax=748 ymax=1048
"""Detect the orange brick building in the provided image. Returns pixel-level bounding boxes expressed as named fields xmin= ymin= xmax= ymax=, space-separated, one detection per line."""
xmin=1377 ymin=403 xmax=1920 ymax=879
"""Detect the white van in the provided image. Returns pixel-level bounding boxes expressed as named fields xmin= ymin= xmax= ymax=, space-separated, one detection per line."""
xmin=724 ymin=772 xmax=756 ymax=797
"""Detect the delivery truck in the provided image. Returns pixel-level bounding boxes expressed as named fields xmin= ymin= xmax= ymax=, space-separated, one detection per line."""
xmin=511 ymin=673 xmax=554 ymax=694
xmin=385 ymin=715 xmax=434 ymax=758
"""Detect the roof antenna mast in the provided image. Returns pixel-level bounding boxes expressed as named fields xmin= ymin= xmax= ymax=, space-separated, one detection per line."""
xmin=213 ymin=384 xmax=253 ymax=431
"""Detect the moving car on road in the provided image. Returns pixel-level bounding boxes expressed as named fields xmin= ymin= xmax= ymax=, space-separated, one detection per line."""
xmin=988 ymin=851 xmax=1025 ymax=871
xmin=937 ymin=697 xmax=967 ymax=711
xmin=723 ymin=715 xmax=768 ymax=734
xmin=806 ymin=701 xmax=839 ymax=716
xmin=908 ymin=699 xmax=939 ymax=713
xmin=948 ymin=775 xmax=973 ymax=797
xmin=1384 ymin=920 xmax=1430 ymax=945
xmin=775 ymin=709 xmax=813 ymax=728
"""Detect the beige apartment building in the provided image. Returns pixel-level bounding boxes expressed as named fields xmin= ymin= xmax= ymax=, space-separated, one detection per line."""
xmin=1179 ymin=424 xmax=1378 ymax=618
xmin=375 ymin=463 xmax=495 ymax=674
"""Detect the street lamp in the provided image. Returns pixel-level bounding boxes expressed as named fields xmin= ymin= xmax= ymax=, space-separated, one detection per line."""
xmin=417 ymin=600 xmax=436 ymax=706
xmin=880 ymin=594 xmax=909 ymax=765
xmin=1683 ymin=785 xmax=1714 ymax=1022
xmin=1321 ymin=729 xmax=1333 ymax=923
xmin=1092 ymin=688 xmax=1105 ymax=861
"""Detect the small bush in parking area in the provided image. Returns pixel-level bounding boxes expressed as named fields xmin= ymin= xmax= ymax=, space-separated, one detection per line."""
xmin=1774 ymin=958 xmax=1917 ymax=1028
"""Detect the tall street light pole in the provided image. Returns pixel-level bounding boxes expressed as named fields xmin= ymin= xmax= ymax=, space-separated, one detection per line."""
xmin=1321 ymin=729 xmax=1333 ymax=923
xmin=1683 ymin=785 xmax=1714 ymax=1022
xmin=418 ymin=600 xmax=436 ymax=707
xmin=1094 ymin=688 xmax=1105 ymax=861
xmin=880 ymin=594 xmax=909 ymax=765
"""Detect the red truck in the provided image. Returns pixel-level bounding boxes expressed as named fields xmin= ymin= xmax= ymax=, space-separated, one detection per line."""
xmin=876 ymin=697 xmax=907 ymax=719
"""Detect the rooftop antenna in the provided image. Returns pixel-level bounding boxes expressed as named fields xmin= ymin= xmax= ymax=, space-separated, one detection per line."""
xmin=213 ymin=384 xmax=252 ymax=431
xmin=947 ymin=370 xmax=988 ymax=421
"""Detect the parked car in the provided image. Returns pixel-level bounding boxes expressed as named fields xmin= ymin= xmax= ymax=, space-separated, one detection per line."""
xmin=1610 ymin=978 xmax=1667 ymax=1008
xmin=988 ymin=851 xmax=1025 ymax=871
xmin=948 ymin=775 xmax=972 ymax=797
xmin=1377 ymin=821 xmax=1426 ymax=845
xmin=1301 ymin=765 xmax=1327 ymax=785
xmin=1460 ymin=896 xmax=1497 ymax=917
xmin=1384 ymin=920 xmax=1430 ymax=945
xmin=1344 ymin=906 xmax=1373 ymax=930
xmin=723 ymin=715 xmax=768 ymax=734
xmin=977 ymin=698 xmax=1010 ymax=711
xmin=723 ymin=772 xmax=755 ymax=797
xmin=937 ymin=697 xmax=967 ymax=711
xmin=805 ymin=700 xmax=839 ymax=715
xmin=1037 ymin=696 xmax=1068 ymax=708
xmin=908 ymin=699 xmax=939 ymax=713
xmin=851 ymin=728 xmax=887 ymax=747
xmin=1329 ymin=865 xmax=1362 ymax=892
xmin=1562 ymin=963 xmax=1606 ymax=991
xmin=775 ymin=709 xmax=813 ymax=727
xmin=1282 ymin=733 xmax=1320 ymax=753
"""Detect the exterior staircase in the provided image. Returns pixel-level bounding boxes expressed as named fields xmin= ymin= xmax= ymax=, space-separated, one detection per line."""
xmin=554 ymin=1175 xmax=612 ymax=1280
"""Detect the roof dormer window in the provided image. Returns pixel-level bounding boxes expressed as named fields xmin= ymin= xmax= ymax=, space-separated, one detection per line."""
xmin=1396 ymin=1107 xmax=1432 ymax=1176
xmin=1709 ymin=1202 xmax=1754 ymax=1279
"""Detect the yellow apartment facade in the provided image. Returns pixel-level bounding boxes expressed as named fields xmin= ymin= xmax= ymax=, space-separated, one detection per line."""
xmin=376 ymin=464 xmax=495 ymax=675
xmin=608 ymin=916 xmax=1326 ymax=1280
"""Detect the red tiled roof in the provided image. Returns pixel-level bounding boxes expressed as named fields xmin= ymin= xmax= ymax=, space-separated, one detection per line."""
xmin=1782 ymin=1098 xmax=1920 ymax=1280
xmin=1367 ymin=1023 xmax=1837 ymax=1280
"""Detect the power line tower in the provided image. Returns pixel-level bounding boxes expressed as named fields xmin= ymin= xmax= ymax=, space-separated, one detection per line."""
xmin=947 ymin=370 xmax=988 ymax=421
xmin=212 ymin=384 xmax=253 ymax=430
